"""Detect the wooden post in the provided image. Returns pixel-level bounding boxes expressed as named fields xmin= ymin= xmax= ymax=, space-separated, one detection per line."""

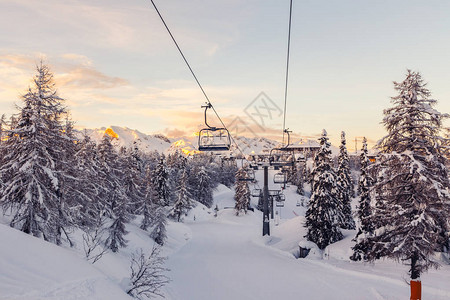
xmin=410 ymin=280 xmax=421 ymax=300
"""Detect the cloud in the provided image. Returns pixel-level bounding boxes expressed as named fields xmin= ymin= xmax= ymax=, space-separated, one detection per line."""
xmin=60 ymin=54 xmax=93 ymax=66
xmin=55 ymin=67 xmax=129 ymax=89
xmin=164 ymin=128 xmax=188 ymax=138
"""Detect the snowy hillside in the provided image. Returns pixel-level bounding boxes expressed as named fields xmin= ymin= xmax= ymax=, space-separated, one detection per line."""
xmin=2 ymin=180 xmax=450 ymax=299
xmin=79 ymin=125 xmax=340 ymax=156
xmin=80 ymin=126 xmax=173 ymax=154
xmin=0 ymin=223 xmax=131 ymax=300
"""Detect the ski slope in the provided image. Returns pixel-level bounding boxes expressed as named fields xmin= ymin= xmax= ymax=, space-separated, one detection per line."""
xmin=163 ymin=179 xmax=450 ymax=300
xmin=1 ymin=176 xmax=449 ymax=299
xmin=0 ymin=224 xmax=131 ymax=300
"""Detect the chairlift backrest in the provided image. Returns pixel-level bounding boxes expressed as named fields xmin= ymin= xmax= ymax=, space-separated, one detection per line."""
xmin=268 ymin=190 xmax=280 ymax=196
xmin=238 ymin=168 xmax=255 ymax=182
xmin=269 ymin=148 xmax=294 ymax=167
xmin=198 ymin=103 xmax=232 ymax=152
xmin=273 ymin=172 xmax=287 ymax=184
xmin=251 ymin=189 xmax=262 ymax=197
xmin=198 ymin=128 xmax=231 ymax=151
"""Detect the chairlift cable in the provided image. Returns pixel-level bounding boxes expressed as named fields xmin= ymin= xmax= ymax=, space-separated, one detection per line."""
xmin=148 ymin=0 xmax=246 ymax=158
xmin=282 ymin=0 xmax=294 ymax=145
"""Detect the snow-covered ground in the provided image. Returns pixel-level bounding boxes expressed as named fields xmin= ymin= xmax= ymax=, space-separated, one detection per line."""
xmin=1 ymin=175 xmax=449 ymax=299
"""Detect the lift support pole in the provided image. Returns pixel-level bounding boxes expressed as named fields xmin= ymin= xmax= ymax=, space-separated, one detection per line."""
xmin=263 ymin=165 xmax=270 ymax=236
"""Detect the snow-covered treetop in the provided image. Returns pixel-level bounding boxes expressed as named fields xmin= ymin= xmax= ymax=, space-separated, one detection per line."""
xmin=378 ymin=70 xmax=448 ymax=154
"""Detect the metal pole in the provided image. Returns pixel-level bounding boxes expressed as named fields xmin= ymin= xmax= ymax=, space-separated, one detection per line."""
xmin=263 ymin=166 xmax=270 ymax=236
xmin=270 ymin=194 xmax=274 ymax=219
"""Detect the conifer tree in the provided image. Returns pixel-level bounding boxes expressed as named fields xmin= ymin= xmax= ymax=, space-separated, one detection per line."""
xmin=140 ymin=164 xmax=157 ymax=231
xmin=350 ymin=137 xmax=374 ymax=261
xmin=121 ymin=144 xmax=145 ymax=214
xmin=0 ymin=63 xmax=77 ymax=244
xmin=0 ymin=114 xmax=6 ymax=145
xmin=234 ymin=168 xmax=250 ymax=216
xmin=154 ymin=156 xmax=170 ymax=207
xmin=150 ymin=207 xmax=167 ymax=246
xmin=305 ymin=130 xmax=343 ymax=250
xmin=170 ymin=168 xmax=192 ymax=222
xmin=196 ymin=166 xmax=214 ymax=208
xmin=336 ymin=131 xmax=356 ymax=229
xmin=97 ymin=134 xmax=131 ymax=252
xmin=365 ymin=70 xmax=449 ymax=283
xmin=74 ymin=132 xmax=104 ymax=227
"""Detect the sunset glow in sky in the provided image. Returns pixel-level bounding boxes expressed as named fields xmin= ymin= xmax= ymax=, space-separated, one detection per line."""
xmin=0 ymin=0 xmax=449 ymax=150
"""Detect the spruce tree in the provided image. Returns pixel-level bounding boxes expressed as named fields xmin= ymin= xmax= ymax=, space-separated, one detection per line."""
xmin=154 ymin=156 xmax=170 ymax=207
xmin=197 ymin=166 xmax=214 ymax=208
xmin=150 ymin=207 xmax=167 ymax=246
xmin=0 ymin=63 xmax=77 ymax=244
xmin=170 ymin=168 xmax=192 ymax=222
xmin=121 ymin=144 xmax=145 ymax=214
xmin=365 ymin=70 xmax=449 ymax=281
xmin=336 ymin=131 xmax=356 ymax=229
xmin=305 ymin=130 xmax=343 ymax=250
xmin=140 ymin=164 xmax=157 ymax=231
xmin=74 ymin=132 xmax=104 ymax=227
xmin=350 ymin=137 xmax=374 ymax=261
xmin=98 ymin=134 xmax=130 ymax=252
xmin=234 ymin=168 xmax=250 ymax=216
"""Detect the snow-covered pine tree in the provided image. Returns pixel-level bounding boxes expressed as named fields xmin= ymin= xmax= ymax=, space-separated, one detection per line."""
xmin=150 ymin=206 xmax=167 ymax=246
xmin=350 ymin=137 xmax=374 ymax=261
xmin=305 ymin=129 xmax=343 ymax=250
xmin=140 ymin=163 xmax=157 ymax=231
xmin=196 ymin=166 xmax=214 ymax=208
xmin=293 ymin=163 xmax=305 ymax=195
xmin=0 ymin=114 xmax=6 ymax=145
xmin=53 ymin=117 xmax=80 ymax=246
xmin=365 ymin=70 xmax=449 ymax=283
xmin=97 ymin=134 xmax=131 ymax=252
xmin=170 ymin=168 xmax=192 ymax=222
xmin=234 ymin=168 xmax=250 ymax=216
xmin=74 ymin=132 xmax=105 ymax=228
xmin=0 ymin=63 xmax=77 ymax=244
xmin=154 ymin=155 xmax=170 ymax=207
xmin=219 ymin=159 xmax=237 ymax=188
xmin=443 ymin=127 xmax=450 ymax=167
xmin=336 ymin=131 xmax=356 ymax=230
xmin=121 ymin=144 xmax=145 ymax=214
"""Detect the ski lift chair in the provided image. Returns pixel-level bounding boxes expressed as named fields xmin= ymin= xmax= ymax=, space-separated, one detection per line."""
xmin=276 ymin=201 xmax=285 ymax=208
xmin=251 ymin=189 xmax=262 ymax=197
xmin=198 ymin=103 xmax=231 ymax=152
xmin=275 ymin=195 xmax=285 ymax=207
xmin=269 ymin=148 xmax=294 ymax=168
xmin=238 ymin=168 xmax=255 ymax=182
xmin=268 ymin=190 xmax=281 ymax=196
xmin=273 ymin=172 xmax=287 ymax=184
xmin=198 ymin=128 xmax=231 ymax=151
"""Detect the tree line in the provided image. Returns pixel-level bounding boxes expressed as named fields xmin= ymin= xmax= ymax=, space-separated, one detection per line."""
xmin=0 ymin=63 xmax=237 ymax=252
xmin=304 ymin=70 xmax=449 ymax=286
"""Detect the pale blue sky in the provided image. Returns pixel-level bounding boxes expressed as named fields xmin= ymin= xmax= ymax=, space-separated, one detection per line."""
xmin=0 ymin=0 xmax=449 ymax=149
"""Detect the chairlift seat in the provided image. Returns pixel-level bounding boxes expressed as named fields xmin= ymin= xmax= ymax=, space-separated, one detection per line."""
xmin=238 ymin=168 xmax=255 ymax=182
xmin=268 ymin=190 xmax=280 ymax=196
xmin=273 ymin=172 xmax=287 ymax=184
xmin=198 ymin=104 xmax=231 ymax=152
xmin=251 ymin=189 xmax=262 ymax=197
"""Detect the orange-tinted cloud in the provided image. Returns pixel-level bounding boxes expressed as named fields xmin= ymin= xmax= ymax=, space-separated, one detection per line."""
xmin=56 ymin=67 xmax=129 ymax=89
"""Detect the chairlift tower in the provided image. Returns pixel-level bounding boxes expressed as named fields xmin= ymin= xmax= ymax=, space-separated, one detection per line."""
xmin=262 ymin=165 xmax=270 ymax=236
